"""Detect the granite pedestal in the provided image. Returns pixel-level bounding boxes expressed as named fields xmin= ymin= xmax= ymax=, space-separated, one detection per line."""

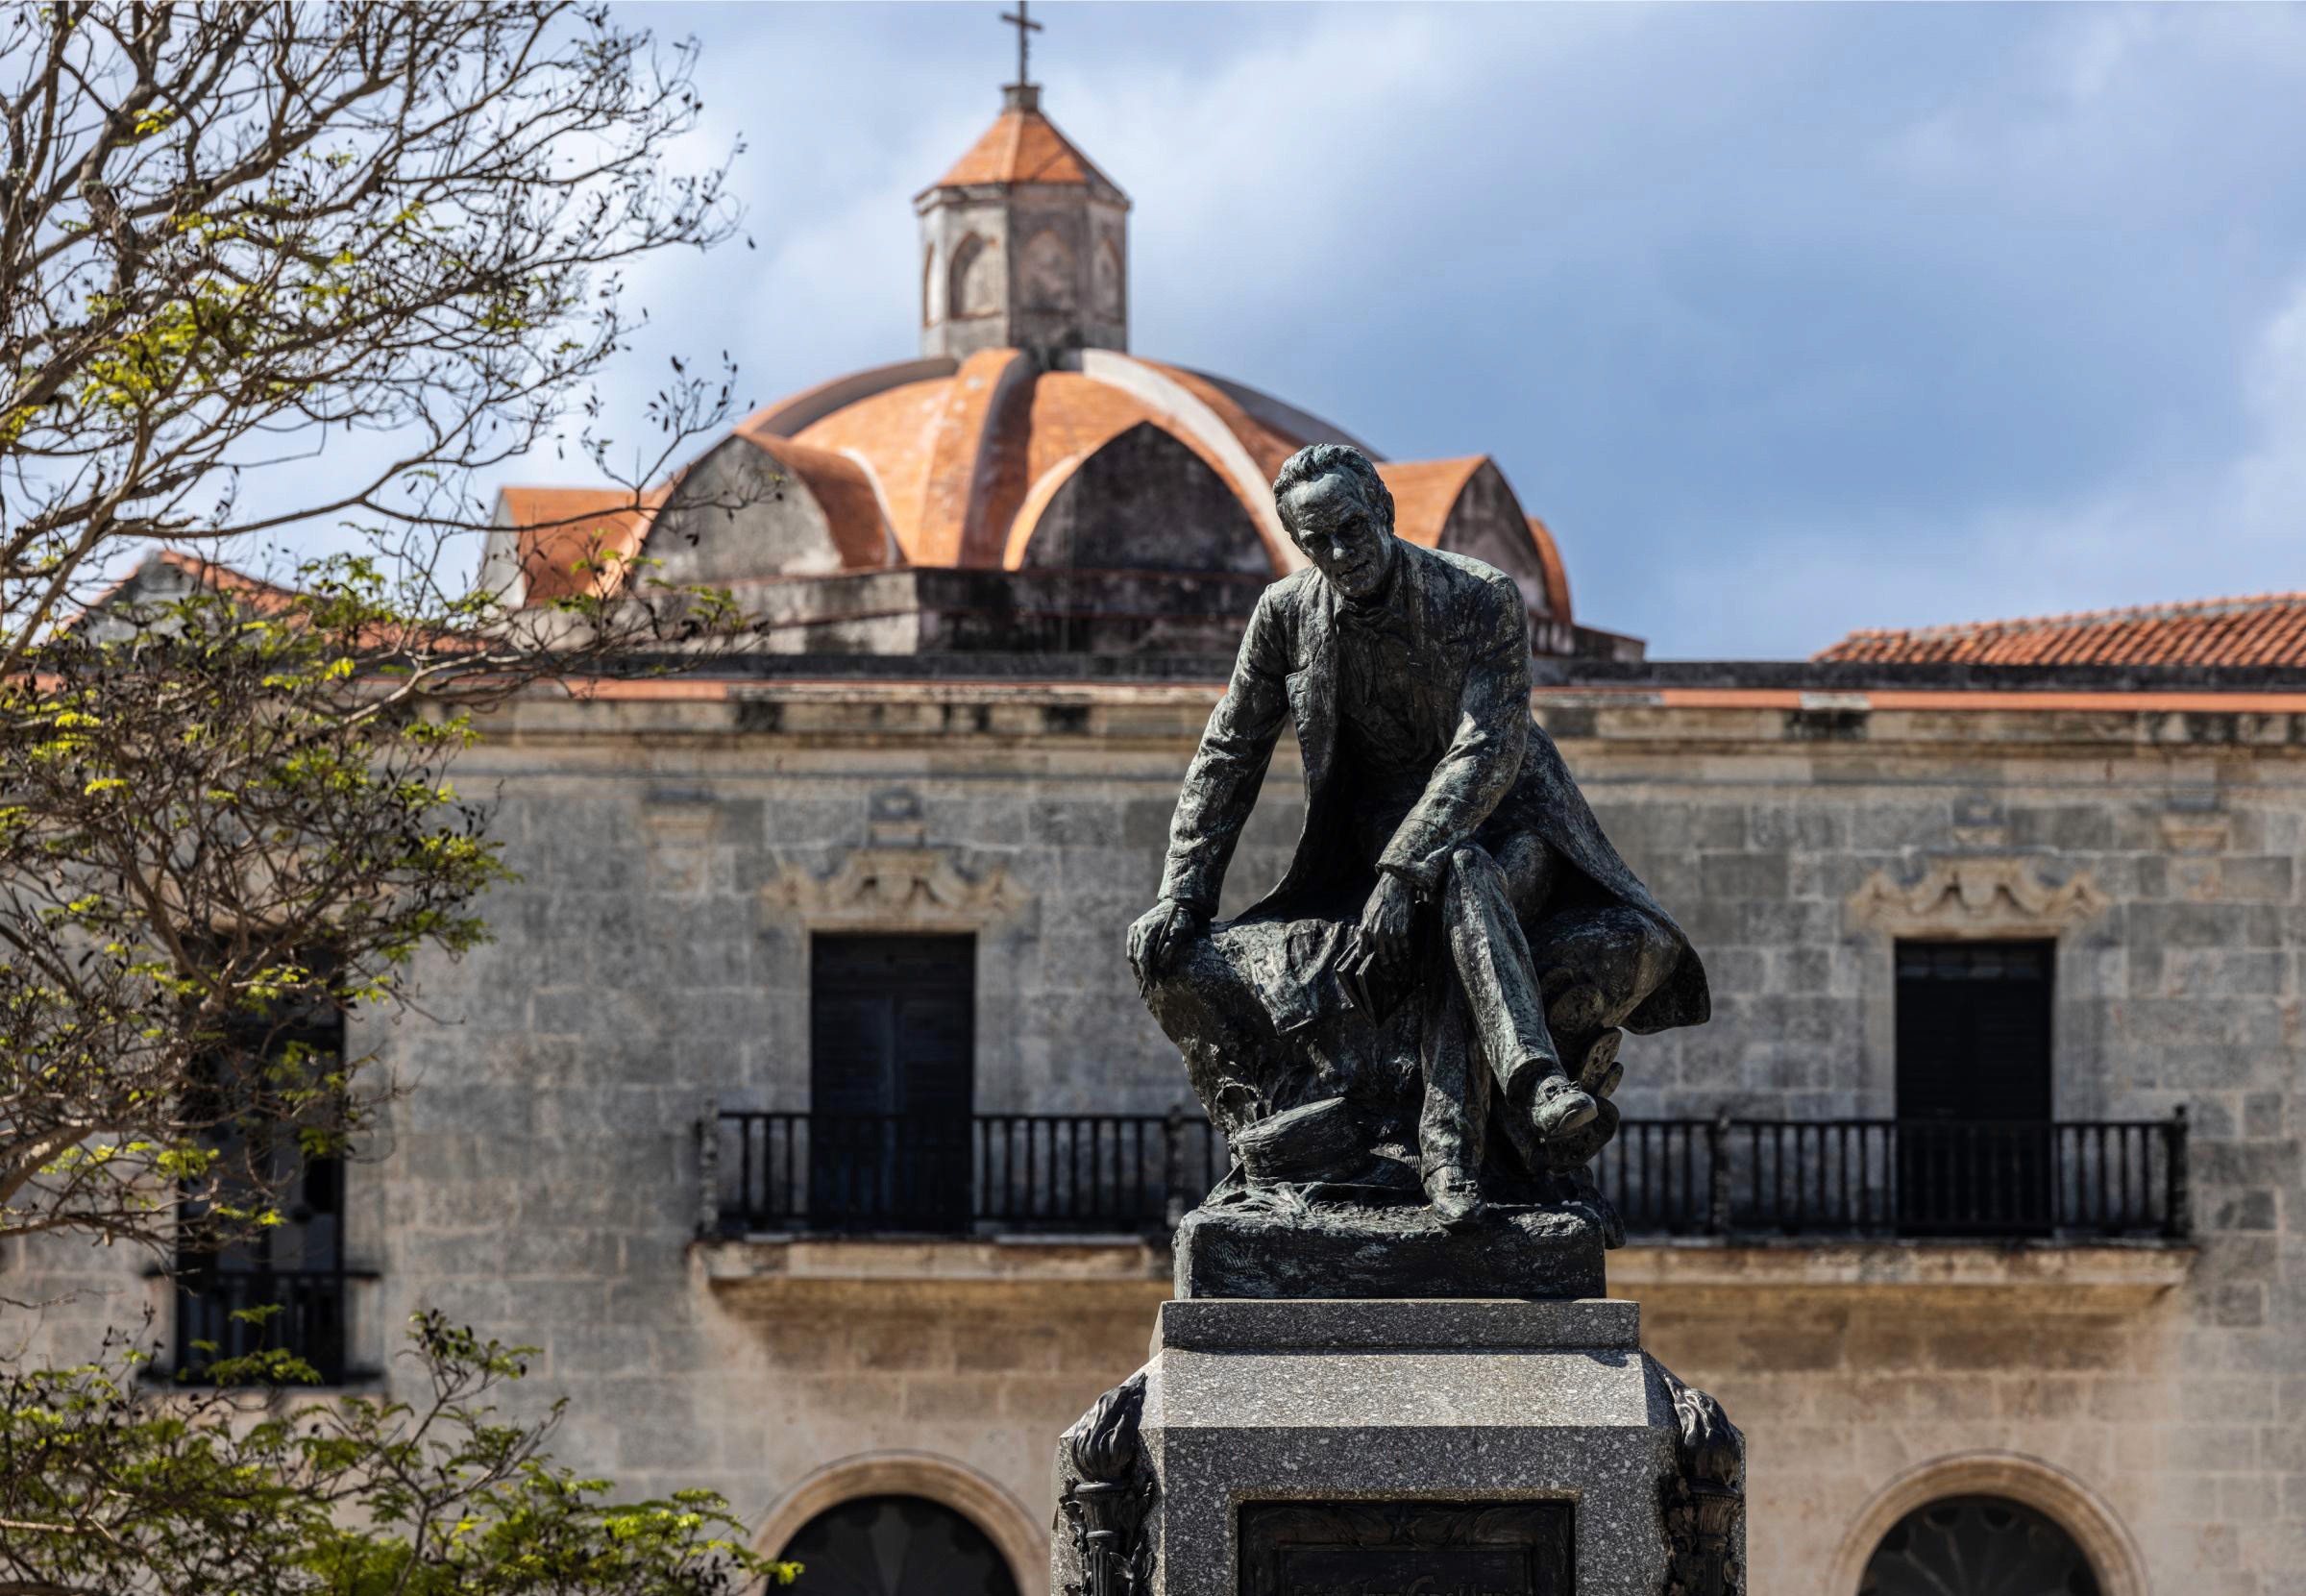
xmin=1173 ymin=1203 xmax=1607 ymax=1301
xmin=1051 ymin=1298 xmax=1744 ymax=1596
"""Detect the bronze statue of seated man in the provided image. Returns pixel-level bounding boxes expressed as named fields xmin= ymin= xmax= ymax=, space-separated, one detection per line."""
xmin=1129 ymin=444 xmax=1708 ymax=1231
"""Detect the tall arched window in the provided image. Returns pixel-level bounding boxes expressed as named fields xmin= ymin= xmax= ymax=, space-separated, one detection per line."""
xmin=948 ymin=234 xmax=1000 ymax=320
xmin=1092 ymin=235 xmax=1123 ymax=318
xmin=1859 ymin=1495 xmax=2100 ymax=1596
xmin=779 ymin=1494 xmax=1018 ymax=1595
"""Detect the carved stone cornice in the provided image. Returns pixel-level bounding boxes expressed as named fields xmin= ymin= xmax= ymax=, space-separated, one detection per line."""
xmin=764 ymin=844 xmax=1025 ymax=926
xmin=1847 ymin=857 xmax=2109 ymax=932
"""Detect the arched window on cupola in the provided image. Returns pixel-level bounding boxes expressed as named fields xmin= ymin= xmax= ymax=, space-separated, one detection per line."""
xmin=1092 ymin=236 xmax=1124 ymax=319
xmin=948 ymin=233 xmax=1000 ymax=320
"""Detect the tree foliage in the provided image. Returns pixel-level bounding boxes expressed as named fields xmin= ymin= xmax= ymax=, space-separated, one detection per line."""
xmin=1 ymin=0 xmax=749 ymax=1255
xmin=1 ymin=0 xmax=743 ymax=657
xmin=0 ymin=5 xmax=785 ymax=1589
xmin=1 ymin=561 xmax=519 ymax=1247
xmin=0 ymin=1312 xmax=798 ymax=1595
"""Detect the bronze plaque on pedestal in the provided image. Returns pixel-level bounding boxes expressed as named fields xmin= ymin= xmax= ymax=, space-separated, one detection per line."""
xmin=1239 ymin=1501 xmax=1574 ymax=1596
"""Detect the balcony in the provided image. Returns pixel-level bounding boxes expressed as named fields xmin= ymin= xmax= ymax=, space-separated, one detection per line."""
xmin=704 ymin=1110 xmax=1228 ymax=1239
xmin=700 ymin=1109 xmax=2189 ymax=1244
xmin=1597 ymin=1112 xmax=2190 ymax=1241
xmin=167 ymin=1265 xmax=372 ymax=1385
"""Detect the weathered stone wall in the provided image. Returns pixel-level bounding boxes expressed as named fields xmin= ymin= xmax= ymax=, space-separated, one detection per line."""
xmin=1553 ymin=692 xmax=2303 ymax=1596
xmin=9 ymin=678 xmax=2299 ymax=1596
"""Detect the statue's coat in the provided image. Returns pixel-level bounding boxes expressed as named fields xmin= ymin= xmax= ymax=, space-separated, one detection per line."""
xmin=1159 ymin=540 xmax=1708 ymax=1036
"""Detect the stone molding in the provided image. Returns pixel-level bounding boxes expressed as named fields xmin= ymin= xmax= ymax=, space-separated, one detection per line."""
xmin=1608 ymin=1240 xmax=2191 ymax=1298
xmin=696 ymin=1235 xmax=1170 ymax=1286
xmin=2158 ymin=809 xmax=2231 ymax=853
xmin=751 ymin=1449 xmax=1047 ymax=1596
xmin=1846 ymin=857 xmax=2110 ymax=934
xmin=763 ymin=844 xmax=1025 ymax=928
xmin=1827 ymin=1450 xmax=2148 ymax=1596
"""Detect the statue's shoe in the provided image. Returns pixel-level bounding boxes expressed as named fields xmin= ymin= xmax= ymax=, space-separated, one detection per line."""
xmin=1574 ymin=1029 xmax=1624 ymax=1099
xmin=1544 ymin=976 xmax=1610 ymax=1040
xmin=1530 ymin=1076 xmax=1600 ymax=1142
xmin=1423 ymin=1168 xmax=1488 ymax=1231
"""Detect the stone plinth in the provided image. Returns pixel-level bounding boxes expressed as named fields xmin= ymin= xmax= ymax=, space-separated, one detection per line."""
xmin=1173 ymin=1204 xmax=1607 ymax=1301
xmin=1051 ymin=1298 xmax=1744 ymax=1596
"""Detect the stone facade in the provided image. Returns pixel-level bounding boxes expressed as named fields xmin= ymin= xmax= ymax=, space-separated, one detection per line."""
xmin=11 ymin=663 xmax=2303 ymax=1595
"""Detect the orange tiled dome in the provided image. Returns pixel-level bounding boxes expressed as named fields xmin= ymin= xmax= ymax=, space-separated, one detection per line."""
xmin=482 ymin=83 xmax=1587 ymax=652
xmin=489 ymin=350 xmax=1573 ymax=628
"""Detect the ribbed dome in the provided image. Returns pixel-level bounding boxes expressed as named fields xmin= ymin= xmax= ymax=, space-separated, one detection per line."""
xmin=489 ymin=349 xmax=1573 ymax=628
xmin=481 ymin=80 xmax=1602 ymax=657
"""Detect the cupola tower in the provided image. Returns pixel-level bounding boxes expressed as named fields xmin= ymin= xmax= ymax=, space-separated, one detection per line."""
xmin=915 ymin=6 xmax=1129 ymax=361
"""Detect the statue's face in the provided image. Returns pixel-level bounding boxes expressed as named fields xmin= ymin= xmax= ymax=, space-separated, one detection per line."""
xmin=1281 ymin=474 xmax=1396 ymax=601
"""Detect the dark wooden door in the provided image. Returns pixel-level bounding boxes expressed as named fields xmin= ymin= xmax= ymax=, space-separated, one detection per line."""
xmin=1894 ymin=940 xmax=2055 ymax=1235
xmin=808 ymin=934 xmax=975 ymax=1231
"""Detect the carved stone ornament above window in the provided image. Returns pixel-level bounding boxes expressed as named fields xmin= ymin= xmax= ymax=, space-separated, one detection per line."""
xmin=1846 ymin=857 xmax=2110 ymax=932
xmin=764 ymin=844 xmax=1026 ymax=927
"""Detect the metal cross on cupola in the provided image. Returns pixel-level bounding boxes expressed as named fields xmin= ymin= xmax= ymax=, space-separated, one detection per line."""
xmin=1000 ymin=0 xmax=1043 ymax=89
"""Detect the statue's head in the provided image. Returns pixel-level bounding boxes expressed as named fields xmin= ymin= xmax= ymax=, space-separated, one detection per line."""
xmin=1273 ymin=443 xmax=1398 ymax=602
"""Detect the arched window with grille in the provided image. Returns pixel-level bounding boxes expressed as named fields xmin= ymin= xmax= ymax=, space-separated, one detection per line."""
xmin=776 ymin=1494 xmax=1019 ymax=1596
xmin=1859 ymin=1495 xmax=2101 ymax=1596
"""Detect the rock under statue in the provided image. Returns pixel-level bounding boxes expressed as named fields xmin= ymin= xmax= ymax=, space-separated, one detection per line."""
xmin=1129 ymin=443 xmax=1709 ymax=1247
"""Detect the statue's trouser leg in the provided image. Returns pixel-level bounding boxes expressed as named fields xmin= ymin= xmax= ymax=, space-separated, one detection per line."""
xmin=1413 ymin=845 xmax=1564 ymax=1178
xmin=1416 ymin=978 xmax=1484 ymax=1182
xmin=1442 ymin=844 xmax=1561 ymax=1092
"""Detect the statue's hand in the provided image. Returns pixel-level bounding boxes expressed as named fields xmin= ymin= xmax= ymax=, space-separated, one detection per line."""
xmin=1128 ymin=898 xmax=1206 ymax=979
xmin=1359 ymin=870 xmax=1417 ymax=970
xmin=1339 ymin=871 xmax=1417 ymax=1009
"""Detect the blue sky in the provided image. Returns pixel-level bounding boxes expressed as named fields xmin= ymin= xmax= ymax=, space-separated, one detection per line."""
xmin=508 ymin=2 xmax=2306 ymax=659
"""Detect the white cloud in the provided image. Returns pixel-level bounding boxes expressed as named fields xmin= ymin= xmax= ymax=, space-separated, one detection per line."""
xmin=1671 ymin=270 xmax=2306 ymax=660
xmin=2233 ymin=275 xmax=2306 ymax=546
xmin=195 ymin=3 xmax=2306 ymax=657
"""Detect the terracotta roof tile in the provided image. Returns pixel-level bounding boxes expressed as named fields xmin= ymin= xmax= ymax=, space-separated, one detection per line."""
xmin=1378 ymin=456 xmax=1487 ymax=550
xmin=790 ymin=378 xmax=953 ymax=560
xmin=913 ymin=349 xmax=1035 ymax=567
xmin=1527 ymin=515 xmax=1573 ymax=624
xmin=79 ymin=549 xmax=304 ymax=620
xmin=494 ymin=487 xmax=656 ymax=603
xmin=730 ymin=434 xmax=895 ymax=571
xmin=487 ymin=353 xmax=1580 ymax=615
xmin=1022 ymin=372 xmax=1165 ymax=482
xmin=153 ymin=549 xmax=301 ymax=607
xmin=1008 ymin=373 xmax=1271 ymax=566
xmin=1141 ymin=361 xmax=1303 ymax=482
xmin=1816 ymin=592 xmax=2306 ymax=667
xmin=968 ymin=368 xmax=1039 ymax=569
xmin=926 ymin=107 xmax=1115 ymax=191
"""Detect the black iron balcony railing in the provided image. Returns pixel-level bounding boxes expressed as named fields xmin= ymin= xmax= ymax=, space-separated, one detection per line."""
xmin=706 ymin=1109 xmax=1229 ymax=1237
xmin=172 ymin=1265 xmax=356 ymax=1384
xmin=1593 ymin=1112 xmax=2190 ymax=1240
xmin=704 ymin=1109 xmax=2189 ymax=1242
